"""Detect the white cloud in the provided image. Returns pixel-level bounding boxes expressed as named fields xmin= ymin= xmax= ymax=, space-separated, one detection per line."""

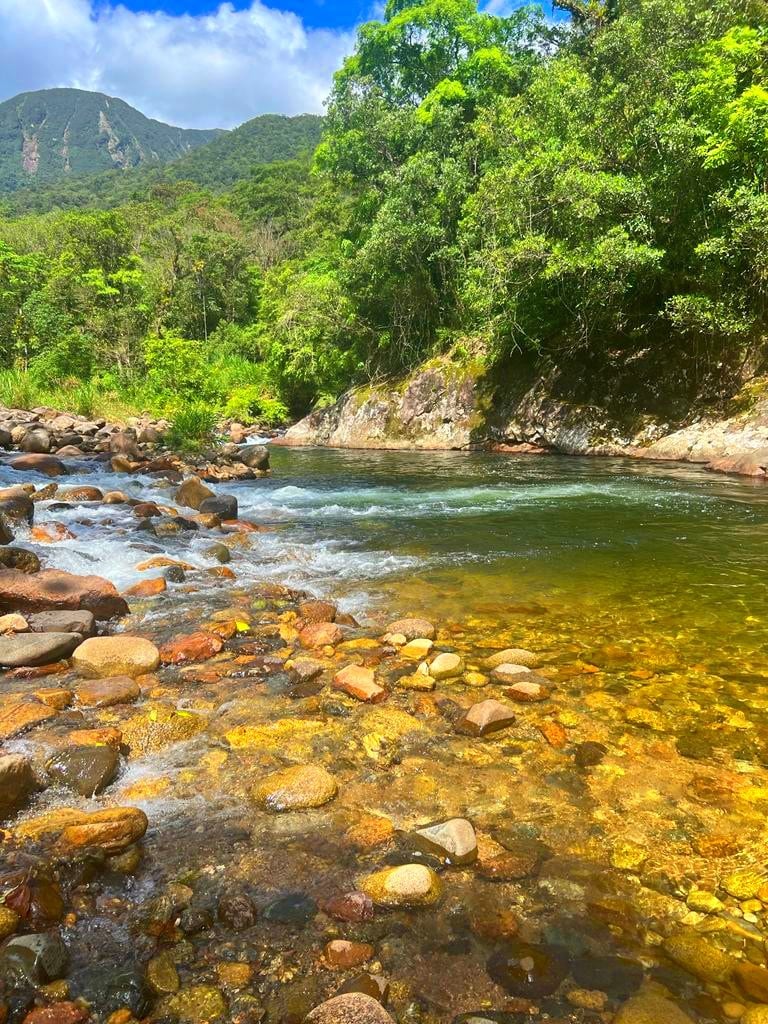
xmin=0 ymin=0 xmax=356 ymax=128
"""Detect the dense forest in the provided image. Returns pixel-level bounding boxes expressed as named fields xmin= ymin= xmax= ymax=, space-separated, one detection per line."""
xmin=1 ymin=0 xmax=766 ymax=433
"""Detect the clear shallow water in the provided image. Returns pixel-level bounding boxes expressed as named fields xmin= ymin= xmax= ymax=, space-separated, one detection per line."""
xmin=7 ymin=449 xmax=768 ymax=1023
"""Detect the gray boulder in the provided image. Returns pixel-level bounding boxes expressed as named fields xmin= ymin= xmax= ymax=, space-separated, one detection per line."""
xmin=0 ymin=632 xmax=82 ymax=668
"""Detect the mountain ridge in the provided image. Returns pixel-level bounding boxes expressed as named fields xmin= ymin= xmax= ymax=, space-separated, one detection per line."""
xmin=0 ymin=88 xmax=224 ymax=192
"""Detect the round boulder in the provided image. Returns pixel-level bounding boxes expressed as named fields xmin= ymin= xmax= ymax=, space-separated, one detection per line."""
xmin=72 ymin=636 xmax=160 ymax=678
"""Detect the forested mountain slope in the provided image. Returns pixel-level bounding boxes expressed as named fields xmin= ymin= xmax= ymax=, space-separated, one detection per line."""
xmin=0 ymin=89 xmax=222 ymax=192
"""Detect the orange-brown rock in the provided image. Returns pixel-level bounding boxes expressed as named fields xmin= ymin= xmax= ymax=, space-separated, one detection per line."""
xmin=30 ymin=523 xmax=76 ymax=544
xmin=33 ymin=688 xmax=72 ymax=710
xmin=204 ymin=567 xmax=236 ymax=580
xmin=537 ymin=720 xmax=568 ymax=749
xmin=135 ymin=557 xmax=196 ymax=572
xmin=60 ymin=486 xmax=103 ymax=502
xmin=22 ymin=1001 xmax=89 ymax=1024
xmin=67 ymin=727 xmax=123 ymax=748
xmin=324 ymin=940 xmax=375 ymax=969
xmin=17 ymin=805 xmax=148 ymax=851
xmin=125 ymin=577 xmax=167 ymax=598
xmin=333 ymin=664 xmax=386 ymax=703
xmin=73 ymin=636 xmax=160 ymax=678
xmin=0 ymin=700 xmax=57 ymax=741
xmin=299 ymin=622 xmax=344 ymax=648
xmin=0 ymin=569 xmax=128 ymax=620
xmin=10 ymin=454 xmax=67 ymax=477
xmin=298 ymin=600 xmax=337 ymax=624
xmin=159 ymin=632 xmax=224 ymax=665
xmin=76 ymin=676 xmax=141 ymax=707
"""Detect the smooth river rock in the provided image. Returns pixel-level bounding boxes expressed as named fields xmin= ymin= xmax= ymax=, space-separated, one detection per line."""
xmin=455 ymin=699 xmax=516 ymax=737
xmin=485 ymin=648 xmax=540 ymax=669
xmin=253 ymin=764 xmax=338 ymax=811
xmin=613 ymin=991 xmax=694 ymax=1024
xmin=47 ymin=744 xmax=119 ymax=796
xmin=0 ymin=631 xmax=82 ymax=668
xmin=305 ymin=994 xmax=395 ymax=1024
xmin=663 ymin=930 xmax=735 ymax=983
xmin=0 ymin=568 xmax=128 ymax=619
xmin=0 ymin=753 xmax=36 ymax=818
xmin=413 ymin=818 xmax=478 ymax=865
xmin=27 ymin=610 xmax=96 ymax=636
xmin=386 ymin=617 xmax=436 ymax=641
xmin=72 ymin=636 xmax=160 ymax=678
xmin=360 ymin=864 xmax=442 ymax=908
xmin=76 ymin=675 xmax=141 ymax=707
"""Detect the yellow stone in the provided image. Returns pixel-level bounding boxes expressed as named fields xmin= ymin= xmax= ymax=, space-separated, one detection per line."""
xmin=0 ymin=906 xmax=20 ymax=939
xmin=567 ymin=989 xmax=607 ymax=1011
xmin=686 ymin=891 xmax=724 ymax=914
xmin=360 ymin=864 xmax=442 ymax=908
xmin=147 ymin=952 xmax=180 ymax=995
xmin=396 ymin=673 xmax=435 ymax=692
xmin=724 ymin=868 xmax=768 ymax=901
xmin=611 ymin=842 xmax=648 ymax=872
xmin=463 ymin=671 xmax=489 ymax=688
xmin=225 ymin=719 xmax=338 ymax=758
xmin=215 ymin=963 xmax=252 ymax=990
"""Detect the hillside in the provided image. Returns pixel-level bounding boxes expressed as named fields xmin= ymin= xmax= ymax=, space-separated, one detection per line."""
xmin=0 ymin=88 xmax=222 ymax=192
xmin=165 ymin=113 xmax=324 ymax=189
xmin=0 ymin=111 xmax=325 ymax=215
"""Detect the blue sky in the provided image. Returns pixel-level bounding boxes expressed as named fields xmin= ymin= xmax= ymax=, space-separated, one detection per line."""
xmin=0 ymin=0 xmax=558 ymax=129
xmin=118 ymin=0 xmax=371 ymax=29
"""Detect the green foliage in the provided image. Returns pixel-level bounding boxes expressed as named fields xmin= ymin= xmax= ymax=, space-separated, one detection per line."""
xmin=2 ymin=0 xmax=768 ymax=430
xmin=166 ymin=404 xmax=218 ymax=450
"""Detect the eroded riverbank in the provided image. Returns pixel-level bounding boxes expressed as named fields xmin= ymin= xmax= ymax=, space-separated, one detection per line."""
xmin=3 ymin=448 xmax=768 ymax=1024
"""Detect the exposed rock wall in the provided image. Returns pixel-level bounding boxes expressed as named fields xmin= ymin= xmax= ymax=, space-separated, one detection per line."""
xmin=279 ymin=359 xmax=768 ymax=480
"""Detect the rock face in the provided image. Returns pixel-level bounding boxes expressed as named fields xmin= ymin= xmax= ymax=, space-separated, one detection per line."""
xmin=72 ymin=636 xmax=160 ymax=678
xmin=0 ymin=569 xmax=128 ymax=619
xmin=280 ymin=363 xmax=480 ymax=450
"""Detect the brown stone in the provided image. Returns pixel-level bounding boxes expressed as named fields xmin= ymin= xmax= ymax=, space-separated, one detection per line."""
xmin=537 ymin=720 xmax=568 ymax=748
xmin=22 ymin=1002 xmax=89 ymax=1024
xmin=325 ymin=940 xmax=375 ymax=969
xmin=72 ymin=636 xmax=160 ymax=678
xmin=67 ymin=727 xmax=122 ymax=748
xmin=159 ymin=632 xmax=224 ymax=664
xmin=305 ymin=994 xmax=395 ymax=1024
xmin=736 ymin=962 xmax=768 ymax=1003
xmin=321 ymin=892 xmax=375 ymax=923
xmin=455 ymin=699 xmax=516 ymax=737
xmin=333 ymin=665 xmax=386 ymax=703
xmin=17 ymin=806 xmax=148 ymax=851
xmin=299 ymin=622 xmax=344 ymax=648
xmin=10 ymin=454 xmax=67 ymax=477
xmin=77 ymin=676 xmax=141 ymax=708
xmin=386 ymin=617 xmax=435 ymax=641
xmin=0 ymin=753 xmax=36 ymax=819
xmin=299 ymin=599 xmax=337 ymax=623
xmin=175 ymin=476 xmax=214 ymax=511
xmin=0 ymin=700 xmax=57 ymax=741
xmin=60 ymin=486 xmax=103 ymax=502
xmin=125 ymin=577 xmax=167 ymax=598
xmin=136 ymin=556 xmax=196 ymax=572
xmin=0 ymin=569 xmax=128 ymax=620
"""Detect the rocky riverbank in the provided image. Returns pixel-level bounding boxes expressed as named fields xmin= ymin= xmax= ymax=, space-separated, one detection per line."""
xmin=278 ymin=360 xmax=768 ymax=480
xmin=4 ymin=427 xmax=768 ymax=1024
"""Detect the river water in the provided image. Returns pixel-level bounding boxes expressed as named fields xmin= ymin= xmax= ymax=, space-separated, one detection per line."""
xmin=6 ymin=449 xmax=768 ymax=1023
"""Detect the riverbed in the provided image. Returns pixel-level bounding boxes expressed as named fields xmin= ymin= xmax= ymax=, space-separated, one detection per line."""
xmin=5 ymin=448 xmax=768 ymax=1024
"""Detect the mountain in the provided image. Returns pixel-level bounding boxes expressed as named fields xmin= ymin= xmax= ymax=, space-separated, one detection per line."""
xmin=165 ymin=113 xmax=324 ymax=189
xmin=0 ymin=88 xmax=223 ymax=192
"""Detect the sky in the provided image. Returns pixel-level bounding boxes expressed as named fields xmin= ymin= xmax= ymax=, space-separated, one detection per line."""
xmin=0 ymin=0 xmax=547 ymax=130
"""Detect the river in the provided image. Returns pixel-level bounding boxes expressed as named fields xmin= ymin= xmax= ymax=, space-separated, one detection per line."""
xmin=4 ymin=449 xmax=768 ymax=1023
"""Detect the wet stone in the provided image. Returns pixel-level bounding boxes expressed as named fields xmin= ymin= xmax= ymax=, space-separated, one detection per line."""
xmin=360 ymin=864 xmax=442 ymax=908
xmin=158 ymin=984 xmax=228 ymax=1023
xmin=386 ymin=618 xmax=436 ymax=641
xmin=485 ymin=648 xmax=540 ymax=669
xmin=663 ymin=930 xmax=735 ymax=983
xmin=486 ymin=941 xmax=568 ymax=998
xmin=252 ymin=764 xmax=338 ymax=812
xmin=147 ymin=951 xmax=181 ymax=995
xmin=76 ymin=675 xmax=140 ymax=707
xmin=429 ymin=652 xmax=464 ymax=679
xmin=305 ymin=993 xmax=395 ymax=1024
xmin=574 ymin=740 xmax=607 ymax=768
xmin=571 ymin=955 xmax=643 ymax=999
xmin=46 ymin=744 xmax=119 ymax=796
xmin=73 ymin=964 xmax=151 ymax=1019
xmin=0 ymin=632 xmax=81 ymax=668
xmin=321 ymin=891 xmax=375 ymax=923
xmin=0 ymin=933 xmax=69 ymax=985
xmin=21 ymin=1002 xmax=88 ymax=1024
xmin=0 ymin=753 xmax=36 ymax=819
xmin=325 ymin=940 xmax=375 ymax=969
xmin=505 ymin=678 xmax=551 ymax=702
xmin=455 ymin=699 xmax=516 ymax=737
xmin=27 ymin=611 xmax=95 ymax=636
xmin=218 ymin=890 xmax=258 ymax=931
xmin=72 ymin=635 xmax=160 ymax=678
xmin=412 ymin=818 xmax=478 ymax=866
xmin=263 ymin=893 xmax=317 ymax=925
xmin=336 ymin=974 xmax=389 ymax=1004
xmin=0 ymin=906 xmax=20 ymax=940
xmin=613 ymin=991 xmax=694 ymax=1024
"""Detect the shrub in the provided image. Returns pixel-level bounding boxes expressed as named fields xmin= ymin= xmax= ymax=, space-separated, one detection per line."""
xmin=166 ymin=404 xmax=218 ymax=450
